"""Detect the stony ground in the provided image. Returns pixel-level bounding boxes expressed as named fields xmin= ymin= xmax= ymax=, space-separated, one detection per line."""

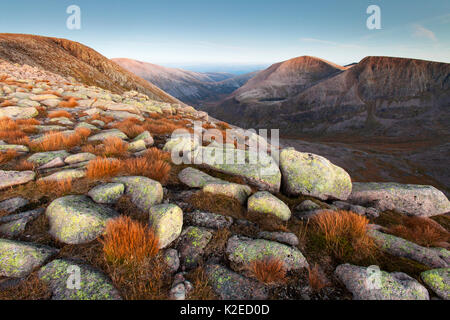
xmin=0 ymin=61 xmax=449 ymax=300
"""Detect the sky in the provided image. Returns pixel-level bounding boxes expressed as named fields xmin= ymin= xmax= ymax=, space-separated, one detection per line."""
xmin=0 ymin=0 xmax=449 ymax=71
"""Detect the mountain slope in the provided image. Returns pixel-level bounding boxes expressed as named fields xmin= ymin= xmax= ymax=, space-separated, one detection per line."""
xmin=113 ymin=58 xmax=257 ymax=105
xmin=209 ymin=56 xmax=450 ymax=140
xmin=0 ymin=34 xmax=181 ymax=104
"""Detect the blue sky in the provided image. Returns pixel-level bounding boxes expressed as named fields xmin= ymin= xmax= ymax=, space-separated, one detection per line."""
xmin=0 ymin=0 xmax=449 ymax=69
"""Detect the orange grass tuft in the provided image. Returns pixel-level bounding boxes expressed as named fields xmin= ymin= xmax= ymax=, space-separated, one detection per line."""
xmin=36 ymin=178 xmax=73 ymax=197
xmin=86 ymin=157 xmax=123 ymax=180
xmin=307 ymin=263 xmax=329 ymax=292
xmin=143 ymin=147 xmax=171 ymax=162
xmin=248 ymin=258 xmax=287 ymax=285
xmin=121 ymin=157 xmax=171 ymax=184
xmin=15 ymin=159 xmax=36 ymax=171
xmin=388 ymin=216 xmax=450 ymax=248
xmin=102 ymin=137 xmax=129 ymax=158
xmin=48 ymin=110 xmax=73 ymax=119
xmin=0 ymin=150 xmax=19 ymax=164
xmin=311 ymin=210 xmax=377 ymax=262
xmin=101 ymin=216 xmax=159 ymax=266
xmin=58 ymin=97 xmax=79 ymax=108
xmin=30 ymin=131 xmax=84 ymax=152
xmin=0 ymin=100 xmax=15 ymax=107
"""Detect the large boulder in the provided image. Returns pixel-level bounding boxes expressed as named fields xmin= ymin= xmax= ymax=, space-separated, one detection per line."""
xmin=279 ymin=148 xmax=352 ymax=200
xmin=226 ymin=235 xmax=308 ymax=274
xmin=205 ymin=264 xmax=268 ymax=300
xmin=369 ymin=229 xmax=450 ymax=268
xmin=149 ymin=204 xmax=183 ymax=249
xmin=0 ymin=170 xmax=35 ymax=190
xmin=335 ymin=263 xmax=429 ymax=300
xmin=46 ymin=195 xmax=119 ymax=244
xmin=421 ymin=268 xmax=449 ymax=300
xmin=112 ymin=176 xmax=163 ymax=212
xmin=195 ymin=146 xmax=281 ymax=193
xmin=0 ymin=239 xmax=59 ymax=278
xmin=247 ymin=191 xmax=291 ymax=221
xmin=349 ymin=182 xmax=450 ymax=217
xmin=39 ymin=259 xmax=121 ymax=300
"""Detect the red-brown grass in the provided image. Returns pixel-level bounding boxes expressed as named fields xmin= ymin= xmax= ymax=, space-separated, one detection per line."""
xmin=48 ymin=110 xmax=73 ymax=119
xmin=112 ymin=122 xmax=145 ymax=139
xmin=248 ymin=258 xmax=287 ymax=285
xmin=311 ymin=210 xmax=377 ymax=262
xmin=101 ymin=216 xmax=159 ymax=266
xmin=0 ymin=100 xmax=15 ymax=107
xmin=307 ymin=263 xmax=329 ymax=292
xmin=30 ymin=131 xmax=84 ymax=152
xmin=36 ymin=178 xmax=73 ymax=197
xmin=75 ymin=127 xmax=91 ymax=139
xmin=58 ymin=97 xmax=79 ymax=108
xmin=89 ymin=114 xmax=114 ymax=125
xmin=143 ymin=118 xmax=192 ymax=135
xmin=40 ymin=90 xmax=62 ymax=97
xmin=0 ymin=150 xmax=19 ymax=164
xmin=86 ymin=157 xmax=123 ymax=180
xmin=388 ymin=216 xmax=450 ymax=248
xmin=215 ymin=121 xmax=232 ymax=130
xmin=102 ymin=137 xmax=129 ymax=158
xmin=15 ymin=159 xmax=36 ymax=171
xmin=8 ymin=136 xmax=31 ymax=146
xmin=121 ymin=157 xmax=171 ymax=184
xmin=143 ymin=147 xmax=171 ymax=162
xmin=0 ymin=273 xmax=51 ymax=300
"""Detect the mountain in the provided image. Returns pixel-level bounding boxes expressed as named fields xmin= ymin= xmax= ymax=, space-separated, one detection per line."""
xmin=208 ymin=56 xmax=450 ymax=140
xmin=0 ymin=34 xmax=181 ymax=104
xmin=113 ymin=58 xmax=258 ymax=105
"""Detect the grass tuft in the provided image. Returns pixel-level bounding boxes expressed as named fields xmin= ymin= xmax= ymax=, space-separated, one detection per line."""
xmin=248 ymin=258 xmax=287 ymax=285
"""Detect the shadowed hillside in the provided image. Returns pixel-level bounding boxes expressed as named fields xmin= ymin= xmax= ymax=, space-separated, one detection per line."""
xmin=0 ymin=34 xmax=181 ymax=104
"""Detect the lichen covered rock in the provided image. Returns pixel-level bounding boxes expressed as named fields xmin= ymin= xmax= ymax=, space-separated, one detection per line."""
xmin=28 ymin=150 xmax=70 ymax=166
xmin=112 ymin=176 xmax=163 ymax=212
xmin=0 ymin=170 xmax=35 ymax=190
xmin=178 ymin=167 xmax=223 ymax=188
xmin=421 ymin=268 xmax=449 ymax=300
xmin=247 ymin=191 xmax=291 ymax=221
xmin=349 ymin=182 xmax=450 ymax=217
xmin=335 ymin=263 xmax=429 ymax=300
xmin=46 ymin=195 xmax=119 ymax=244
xmin=39 ymin=259 xmax=121 ymax=300
xmin=279 ymin=148 xmax=352 ymax=200
xmin=149 ymin=204 xmax=183 ymax=249
xmin=203 ymin=182 xmax=252 ymax=205
xmin=205 ymin=264 xmax=268 ymax=300
xmin=0 ymin=239 xmax=58 ymax=278
xmin=88 ymin=183 xmax=124 ymax=204
xmin=196 ymin=147 xmax=281 ymax=193
xmin=177 ymin=226 xmax=212 ymax=270
xmin=226 ymin=235 xmax=308 ymax=274
xmin=369 ymin=229 xmax=450 ymax=268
